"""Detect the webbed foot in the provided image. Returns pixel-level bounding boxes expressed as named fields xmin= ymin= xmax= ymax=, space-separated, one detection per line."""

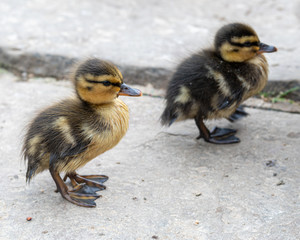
xmin=64 ymin=173 xmax=108 ymax=192
xmin=227 ymin=105 xmax=248 ymax=122
xmin=195 ymin=117 xmax=240 ymax=144
xmin=67 ymin=184 xmax=101 ymax=207
xmin=50 ymin=169 xmax=102 ymax=208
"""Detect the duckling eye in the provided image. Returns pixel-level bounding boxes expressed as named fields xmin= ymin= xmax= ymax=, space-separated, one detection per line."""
xmin=243 ymin=41 xmax=251 ymax=47
xmin=102 ymin=81 xmax=111 ymax=86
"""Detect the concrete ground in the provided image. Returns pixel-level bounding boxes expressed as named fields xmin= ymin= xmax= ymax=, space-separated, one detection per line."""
xmin=0 ymin=71 xmax=299 ymax=240
xmin=0 ymin=0 xmax=300 ymax=239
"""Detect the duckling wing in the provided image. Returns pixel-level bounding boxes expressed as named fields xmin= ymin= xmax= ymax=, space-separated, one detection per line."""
xmin=48 ymin=135 xmax=92 ymax=169
xmin=217 ymin=89 xmax=244 ymax=110
xmin=57 ymin=139 xmax=91 ymax=159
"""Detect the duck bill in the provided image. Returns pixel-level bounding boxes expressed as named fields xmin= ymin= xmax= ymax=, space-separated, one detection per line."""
xmin=257 ymin=42 xmax=277 ymax=54
xmin=118 ymin=83 xmax=142 ymax=97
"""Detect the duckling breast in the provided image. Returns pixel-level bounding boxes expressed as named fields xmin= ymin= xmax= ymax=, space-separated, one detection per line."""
xmin=243 ymin=54 xmax=269 ymax=100
xmin=60 ymin=98 xmax=129 ymax=173
xmin=87 ymin=98 xmax=129 ymax=153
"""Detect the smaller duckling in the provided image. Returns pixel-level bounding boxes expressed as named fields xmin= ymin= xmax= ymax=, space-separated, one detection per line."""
xmin=23 ymin=58 xmax=142 ymax=207
xmin=161 ymin=23 xmax=277 ymax=144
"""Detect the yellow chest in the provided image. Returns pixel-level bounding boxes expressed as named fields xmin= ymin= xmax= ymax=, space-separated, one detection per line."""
xmin=92 ymin=98 xmax=129 ymax=153
xmin=61 ymin=99 xmax=129 ymax=173
xmin=244 ymin=55 xmax=269 ymax=100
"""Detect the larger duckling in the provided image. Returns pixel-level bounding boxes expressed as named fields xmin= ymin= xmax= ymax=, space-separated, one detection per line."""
xmin=23 ymin=58 xmax=142 ymax=207
xmin=161 ymin=23 xmax=277 ymax=144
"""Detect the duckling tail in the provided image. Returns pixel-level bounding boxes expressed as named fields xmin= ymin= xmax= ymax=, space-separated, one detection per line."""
xmin=23 ymin=152 xmax=39 ymax=183
xmin=160 ymin=106 xmax=178 ymax=126
xmin=25 ymin=160 xmax=38 ymax=183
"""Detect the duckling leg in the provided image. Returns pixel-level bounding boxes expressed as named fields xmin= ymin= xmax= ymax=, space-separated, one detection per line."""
xmin=194 ymin=116 xmax=240 ymax=144
xmin=65 ymin=172 xmax=108 ymax=192
xmin=50 ymin=168 xmax=100 ymax=208
xmin=227 ymin=105 xmax=248 ymax=122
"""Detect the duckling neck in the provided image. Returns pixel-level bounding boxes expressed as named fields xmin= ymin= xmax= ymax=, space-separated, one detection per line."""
xmin=78 ymin=98 xmax=129 ymax=131
xmin=91 ymin=98 xmax=129 ymax=129
xmin=242 ymin=54 xmax=269 ymax=98
xmin=86 ymin=98 xmax=126 ymax=110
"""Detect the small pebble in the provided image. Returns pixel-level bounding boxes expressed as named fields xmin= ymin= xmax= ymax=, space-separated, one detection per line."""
xmin=26 ymin=217 xmax=32 ymax=221
xmin=276 ymin=180 xmax=285 ymax=186
xmin=266 ymin=160 xmax=276 ymax=167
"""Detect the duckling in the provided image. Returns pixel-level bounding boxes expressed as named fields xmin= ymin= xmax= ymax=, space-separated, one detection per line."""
xmin=22 ymin=58 xmax=142 ymax=207
xmin=161 ymin=23 xmax=277 ymax=144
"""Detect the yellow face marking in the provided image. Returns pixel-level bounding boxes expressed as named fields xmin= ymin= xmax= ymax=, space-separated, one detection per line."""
xmin=231 ymin=35 xmax=259 ymax=44
xmin=253 ymin=46 xmax=259 ymax=52
xmin=220 ymin=42 xmax=258 ymax=62
xmin=77 ymin=76 xmax=90 ymax=88
xmin=85 ymin=73 xmax=96 ymax=81
xmin=76 ymin=74 xmax=123 ymax=104
xmin=84 ymin=74 xmax=120 ymax=84
xmin=175 ymin=86 xmax=191 ymax=104
xmin=53 ymin=117 xmax=76 ymax=145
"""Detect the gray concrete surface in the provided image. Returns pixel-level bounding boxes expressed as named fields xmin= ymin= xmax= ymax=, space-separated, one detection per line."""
xmin=0 ymin=0 xmax=300 ymax=85
xmin=0 ymin=71 xmax=299 ymax=239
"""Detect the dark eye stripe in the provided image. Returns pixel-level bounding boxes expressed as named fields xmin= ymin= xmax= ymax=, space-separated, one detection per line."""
xmin=230 ymin=41 xmax=259 ymax=47
xmin=86 ymin=79 xmax=121 ymax=87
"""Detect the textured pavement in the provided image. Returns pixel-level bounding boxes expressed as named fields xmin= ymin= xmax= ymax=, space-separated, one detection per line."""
xmin=0 ymin=71 xmax=299 ymax=239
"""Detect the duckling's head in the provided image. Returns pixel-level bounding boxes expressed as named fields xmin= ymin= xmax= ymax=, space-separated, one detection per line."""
xmin=73 ymin=58 xmax=141 ymax=104
xmin=214 ymin=23 xmax=277 ymax=62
